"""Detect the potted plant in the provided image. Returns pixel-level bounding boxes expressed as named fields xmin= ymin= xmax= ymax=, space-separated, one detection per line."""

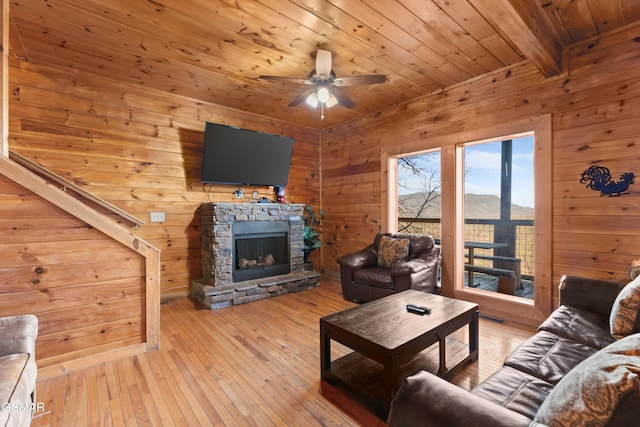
xmin=303 ymin=205 xmax=324 ymax=271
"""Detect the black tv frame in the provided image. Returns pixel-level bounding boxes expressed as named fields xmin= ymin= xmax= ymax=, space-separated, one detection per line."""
xmin=200 ymin=122 xmax=294 ymax=187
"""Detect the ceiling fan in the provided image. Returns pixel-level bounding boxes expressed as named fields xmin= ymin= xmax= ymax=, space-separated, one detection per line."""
xmin=259 ymin=49 xmax=386 ymax=119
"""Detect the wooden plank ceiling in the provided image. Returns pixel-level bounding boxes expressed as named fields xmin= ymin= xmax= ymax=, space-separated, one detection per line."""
xmin=9 ymin=0 xmax=640 ymax=129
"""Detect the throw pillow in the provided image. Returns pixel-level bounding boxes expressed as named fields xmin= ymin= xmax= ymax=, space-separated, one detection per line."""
xmin=377 ymin=235 xmax=410 ymax=268
xmin=533 ymin=333 xmax=640 ymax=427
xmin=610 ymin=275 xmax=640 ymax=339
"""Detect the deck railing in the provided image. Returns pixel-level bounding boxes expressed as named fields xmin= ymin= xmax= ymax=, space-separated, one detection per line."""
xmin=398 ymin=217 xmax=535 ymax=278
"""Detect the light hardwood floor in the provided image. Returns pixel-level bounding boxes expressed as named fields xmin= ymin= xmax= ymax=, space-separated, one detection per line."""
xmin=31 ymin=276 xmax=537 ymax=426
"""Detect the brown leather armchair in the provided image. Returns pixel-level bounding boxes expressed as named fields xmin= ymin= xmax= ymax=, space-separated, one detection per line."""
xmin=336 ymin=233 xmax=440 ymax=303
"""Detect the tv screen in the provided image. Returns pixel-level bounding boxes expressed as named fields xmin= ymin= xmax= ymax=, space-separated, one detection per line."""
xmin=200 ymin=122 xmax=294 ymax=186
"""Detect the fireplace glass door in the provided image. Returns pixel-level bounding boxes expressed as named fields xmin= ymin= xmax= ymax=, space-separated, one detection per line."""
xmin=233 ymin=221 xmax=290 ymax=282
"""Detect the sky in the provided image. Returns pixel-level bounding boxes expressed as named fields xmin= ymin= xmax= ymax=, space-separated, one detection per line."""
xmin=398 ymin=135 xmax=535 ymax=208
xmin=465 ymin=135 xmax=535 ymax=207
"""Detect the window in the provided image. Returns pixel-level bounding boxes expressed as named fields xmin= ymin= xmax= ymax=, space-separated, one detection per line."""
xmin=397 ymin=150 xmax=442 ymax=238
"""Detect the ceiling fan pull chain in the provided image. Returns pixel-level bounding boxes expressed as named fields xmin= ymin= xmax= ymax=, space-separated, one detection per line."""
xmin=321 ymin=102 xmax=325 ymax=120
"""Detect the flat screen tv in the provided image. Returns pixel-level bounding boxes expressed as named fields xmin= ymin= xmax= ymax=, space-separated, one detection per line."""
xmin=200 ymin=122 xmax=294 ymax=186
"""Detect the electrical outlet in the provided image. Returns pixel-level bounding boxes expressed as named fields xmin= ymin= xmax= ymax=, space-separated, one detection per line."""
xmin=253 ymin=191 xmax=258 ymax=199
xmin=149 ymin=211 xmax=166 ymax=223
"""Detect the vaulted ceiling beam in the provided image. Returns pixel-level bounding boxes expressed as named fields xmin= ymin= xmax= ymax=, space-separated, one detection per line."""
xmin=471 ymin=0 xmax=564 ymax=77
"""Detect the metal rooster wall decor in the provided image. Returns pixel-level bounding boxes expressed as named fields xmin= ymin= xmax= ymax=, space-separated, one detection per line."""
xmin=580 ymin=166 xmax=635 ymax=197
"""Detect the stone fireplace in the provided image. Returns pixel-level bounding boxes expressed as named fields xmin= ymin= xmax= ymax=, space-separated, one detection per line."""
xmin=192 ymin=202 xmax=320 ymax=309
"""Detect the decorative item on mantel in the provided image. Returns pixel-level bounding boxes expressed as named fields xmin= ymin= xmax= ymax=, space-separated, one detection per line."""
xmin=275 ymin=185 xmax=286 ymax=204
xmin=580 ymin=166 xmax=635 ymax=196
xmin=303 ymin=205 xmax=324 ymax=271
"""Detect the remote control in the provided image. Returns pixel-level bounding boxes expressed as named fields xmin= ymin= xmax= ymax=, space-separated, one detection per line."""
xmin=406 ymin=304 xmax=431 ymax=315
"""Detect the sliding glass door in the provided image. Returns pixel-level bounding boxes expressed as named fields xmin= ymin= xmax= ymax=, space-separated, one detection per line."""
xmin=462 ymin=136 xmax=535 ymax=300
xmin=383 ymin=115 xmax=552 ymax=324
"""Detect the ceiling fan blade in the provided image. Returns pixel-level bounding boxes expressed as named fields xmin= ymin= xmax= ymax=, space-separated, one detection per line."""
xmin=259 ymin=75 xmax=314 ymax=85
xmin=315 ymin=49 xmax=332 ymax=78
xmin=331 ymin=88 xmax=355 ymax=109
xmin=332 ymin=74 xmax=386 ymax=86
xmin=288 ymin=88 xmax=317 ymax=107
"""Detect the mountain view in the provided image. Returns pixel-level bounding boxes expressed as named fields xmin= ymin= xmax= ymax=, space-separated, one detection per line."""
xmin=398 ymin=192 xmax=534 ymax=219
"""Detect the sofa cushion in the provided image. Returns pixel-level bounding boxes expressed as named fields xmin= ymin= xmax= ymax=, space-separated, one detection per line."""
xmin=0 ymin=353 xmax=30 ymax=401
xmin=533 ymin=333 xmax=640 ymax=427
xmin=503 ymin=331 xmax=598 ymax=385
xmin=389 ymin=370 xmax=533 ymax=427
xmin=610 ymin=275 xmax=640 ymax=339
xmin=0 ymin=353 xmax=37 ymax=426
xmin=471 ymin=366 xmax=553 ymax=420
xmin=377 ymin=235 xmax=410 ymax=268
xmin=537 ymin=305 xmax=615 ymax=349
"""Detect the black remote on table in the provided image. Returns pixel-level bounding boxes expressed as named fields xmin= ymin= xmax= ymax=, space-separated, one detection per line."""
xmin=406 ymin=304 xmax=431 ymax=315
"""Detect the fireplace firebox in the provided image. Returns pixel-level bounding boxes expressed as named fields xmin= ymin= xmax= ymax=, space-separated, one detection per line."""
xmin=232 ymin=220 xmax=290 ymax=282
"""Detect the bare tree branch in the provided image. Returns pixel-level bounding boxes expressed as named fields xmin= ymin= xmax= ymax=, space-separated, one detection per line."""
xmin=397 ymin=153 xmax=441 ymax=233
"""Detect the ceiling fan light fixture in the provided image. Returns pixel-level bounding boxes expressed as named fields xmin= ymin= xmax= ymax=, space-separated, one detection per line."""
xmin=325 ymin=93 xmax=338 ymax=108
xmin=305 ymin=92 xmax=319 ymax=108
xmin=317 ymin=87 xmax=330 ymax=103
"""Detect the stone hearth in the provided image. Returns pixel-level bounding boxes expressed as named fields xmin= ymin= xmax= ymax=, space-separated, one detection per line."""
xmin=191 ymin=202 xmax=320 ymax=309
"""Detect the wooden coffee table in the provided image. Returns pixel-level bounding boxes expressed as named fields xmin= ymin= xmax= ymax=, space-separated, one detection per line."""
xmin=320 ymin=289 xmax=478 ymax=408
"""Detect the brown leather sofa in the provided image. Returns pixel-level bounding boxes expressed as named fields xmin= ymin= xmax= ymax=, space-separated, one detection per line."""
xmin=336 ymin=233 xmax=440 ymax=303
xmin=387 ymin=275 xmax=640 ymax=427
xmin=0 ymin=315 xmax=38 ymax=427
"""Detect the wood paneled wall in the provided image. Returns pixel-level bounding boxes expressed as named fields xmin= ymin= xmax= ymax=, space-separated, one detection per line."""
xmin=3 ymin=16 xmax=639 ymax=369
xmin=7 ymin=58 xmax=320 ymax=298
xmin=0 ymin=175 xmax=146 ymax=370
xmin=3 ymin=57 xmax=319 ymax=370
xmin=321 ymin=23 xmax=640 ymax=307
